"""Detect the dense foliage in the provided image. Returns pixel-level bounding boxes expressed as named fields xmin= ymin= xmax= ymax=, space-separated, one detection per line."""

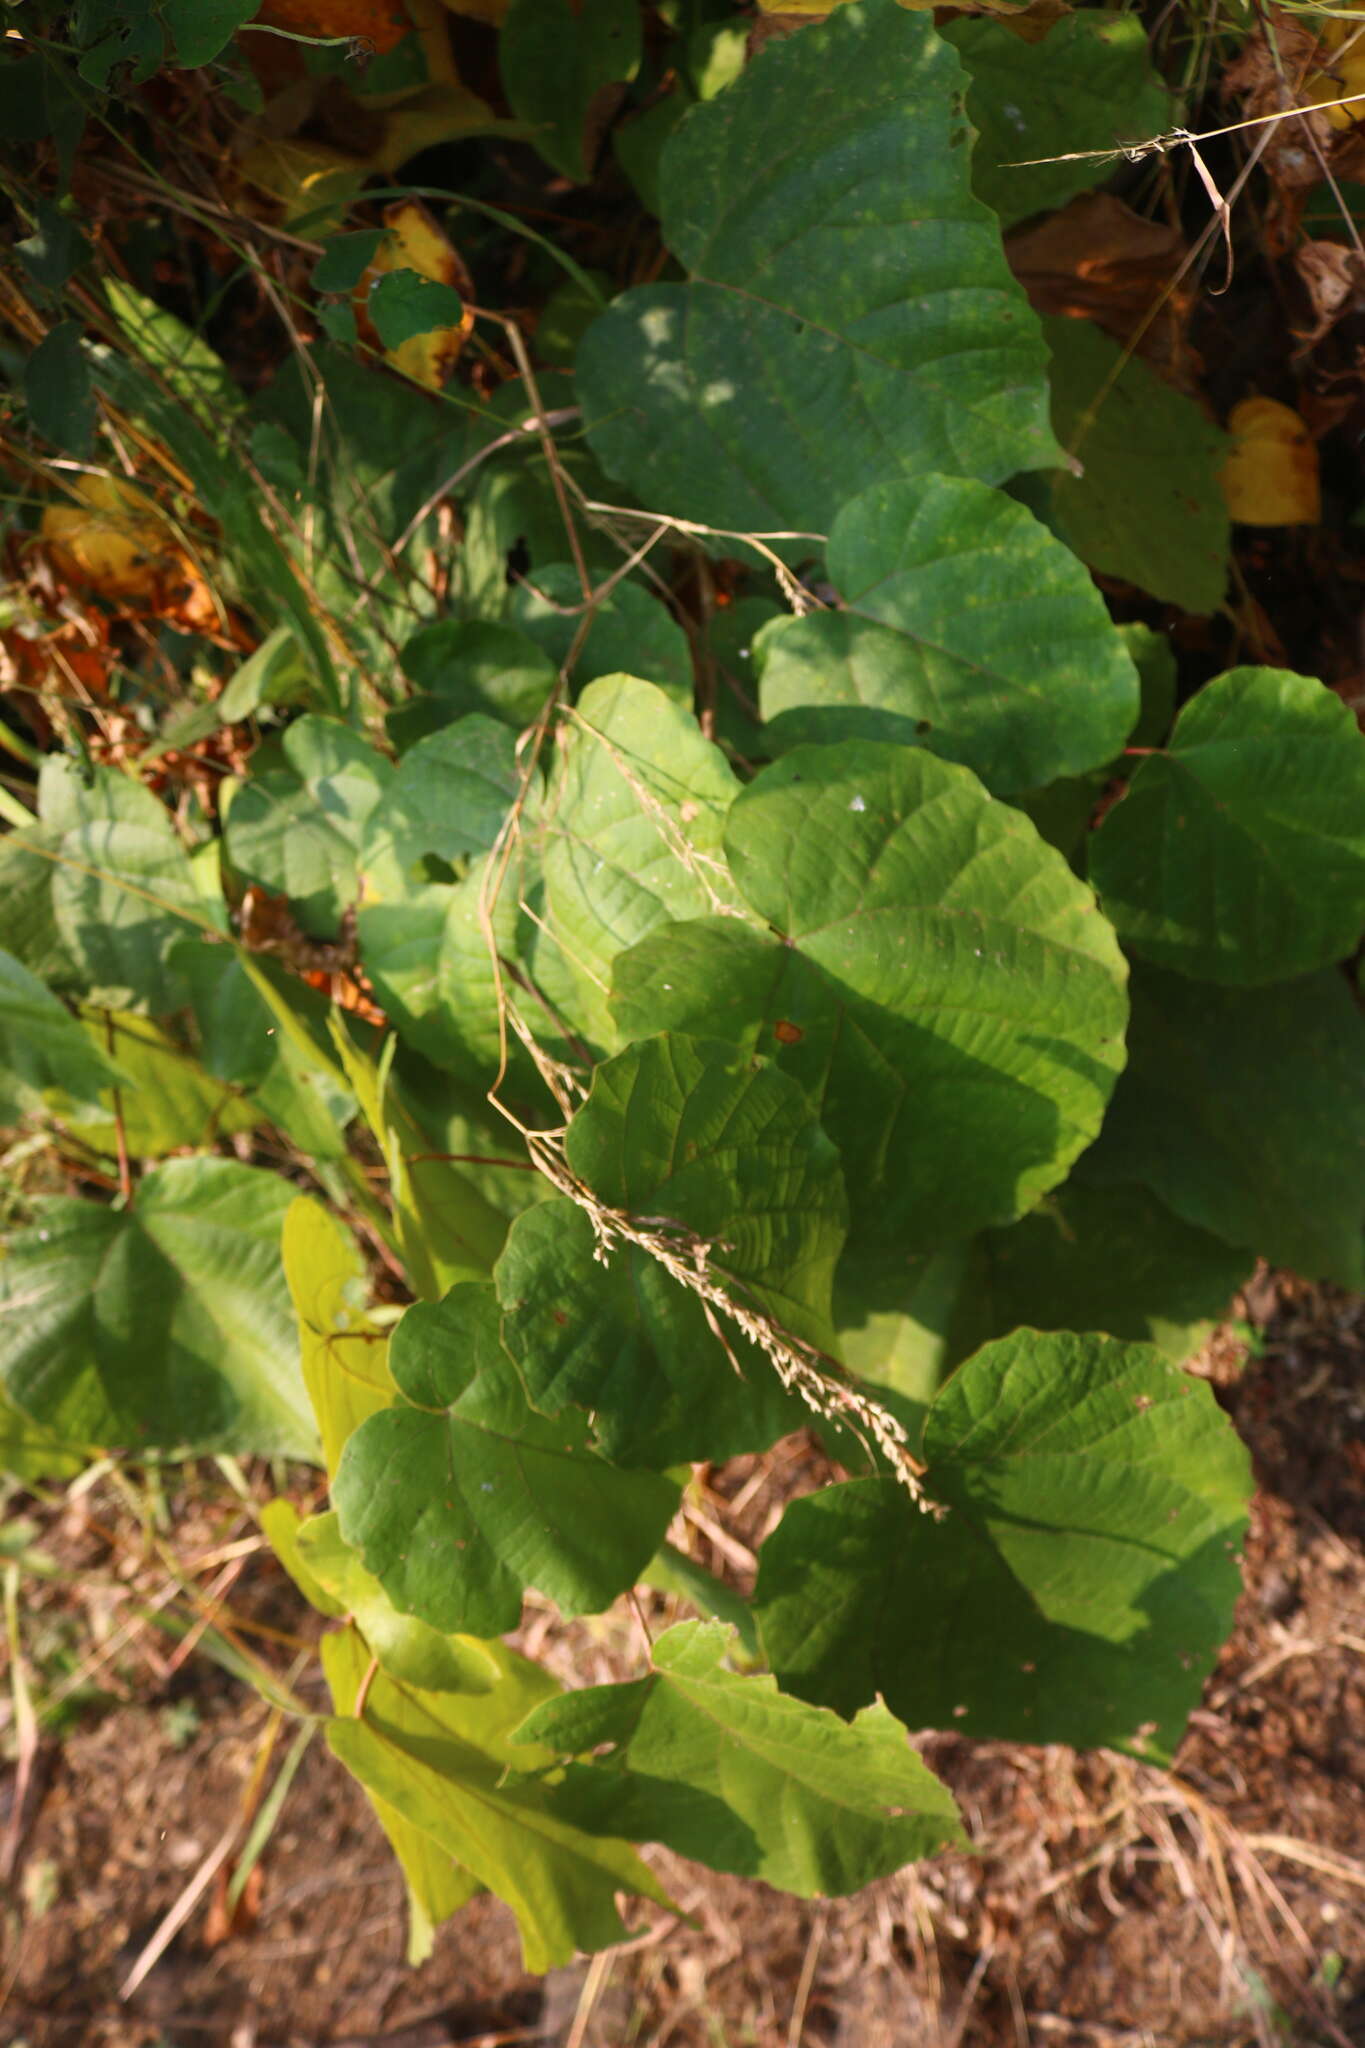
xmin=2 ymin=0 xmax=1363 ymax=1970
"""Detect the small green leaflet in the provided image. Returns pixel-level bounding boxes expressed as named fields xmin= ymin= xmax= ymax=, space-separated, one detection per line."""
xmin=755 ymin=1329 xmax=1251 ymax=1762
xmin=501 ymin=0 xmax=642 ymax=182
xmin=333 ymin=1284 xmax=679 ymax=1635
xmin=225 ymin=716 xmax=393 ymax=941
xmin=1090 ymin=666 xmax=1365 ymax=984
xmin=516 ymin=1620 xmax=964 ymax=1893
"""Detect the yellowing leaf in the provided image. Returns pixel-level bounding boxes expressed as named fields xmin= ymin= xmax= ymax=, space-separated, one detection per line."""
xmin=40 ymin=476 xmax=221 ymax=634
xmin=1220 ymin=397 xmax=1321 ymax=527
xmin=355 ymin=199 xmax=473 ymax=389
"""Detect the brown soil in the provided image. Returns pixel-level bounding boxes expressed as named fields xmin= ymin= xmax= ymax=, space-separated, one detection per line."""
xmin=2 ymin=1277 xmax=1362 ymax=2048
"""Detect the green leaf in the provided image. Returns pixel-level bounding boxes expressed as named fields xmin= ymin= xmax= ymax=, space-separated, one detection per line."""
xmin=334 ymin=1284 xmax=679 ymax=1634
xmin=943 ymin=13 xmax=1171 ymax=228
xmin=960 ymin=1182 xmax=1254 ymax=1367
xmin=25 ymin=321 xmax=95 ymax=459
xmin=367 ymin=271 xmax=468 ymax=351
xmin=535 ymin=676 xmax=743 ymax=1045
xmin=516 ymin=1620 xmax=963 ymax=1892
xmin=225 ymin=717 xmax=393 ymax=940
xmin=612 ymin=742 xmax=1129 ymax=1253
xmin=1078 ymin=964 xmax=1365 ymax=1288
xmin=0 ymin=949 xmax=120 ymax=1121
xmin=17 ymin=198 xmax=88 ymax=293
xmin=53 ymin=1010 xmax=256 ymax=1156
xmin=564 ymin=1034 xmax=847 ymax=1353
xmin=0 ymin=1388 xmax=88 ymax=1484
xmin=322 ymin=1625 xmax=670 ymax=1972
xmin=102 ymin=280 xmax=242 ymax=433
xmin=314 ymin=230 xmax=386 ymax=295
xmin=392 ymin=621 xmax=557 ymax=748
xmin=217 ymin=626 xmax=314 ymax=723
xmin=0 ymin=1159 xmax=316 ymax=1458
xmin=163 ymin=0 xmax=258 ymax=68
xmin=495 ymin=1197 xmax=806 ymax=1464
xmin=294 ymin=1510 xmax=503 ymax=1694
xmin=500 ymin=0 xmax=642 ymax=182
xmin=756 ymin=475 xmax=1139 ymax=793
xmin=577 ymin=0 xmax=1059 ymax=540
xmin=1045 ymin=316 xmax=1230 ymax=615
xmin=42 ymin=764 xmax=207 ymax=1014
xmin=1090 ymin=667 xmax=1365 ymax=984
xmin=511 ymin=567 xmax=693 ymax=705
xmin=282 ymin=1195 xmax=394 ymax=1477
xmin=755 ymin=1329 xmax=1251 ymax=1762
xmin=495 ymin=1034 xmax=842 ymax=1462
xmin=322 ymin=1625 xmax=486 ymax=1961
xmin=361 ymin=716 xmax=524 ymax=880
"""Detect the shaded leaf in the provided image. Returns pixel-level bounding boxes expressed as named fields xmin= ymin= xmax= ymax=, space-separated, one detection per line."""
xmin=511 ymin=565 xmax=692 ymax=704
xmin=501 ymin=0 xmax=642 ymax=181
xmin=944 ymin=13 xmax=1171 ymax=228
xmin=1090 ymin=666 xmax=1365 ymax=984
xmin=0 ymin=1159 xmax=315 ymax=1457
xmin=25 ymin=321 xmax=95 ymax=457
xmin=1078 ymin=964 xmax=1365 ymax=1288
xmin=1046 ymin=317 xmax=1230 ymax=614
xmin=755 ymin=1329 xmax=1251 ymax=1761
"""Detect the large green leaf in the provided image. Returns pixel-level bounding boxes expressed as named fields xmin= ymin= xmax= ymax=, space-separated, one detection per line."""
xmin=495 ymin=1197 xmax=806 ymax=1465
xmin=576 ymin=0 xmax=1058 ymax=540
xmin=500 ymin=0 xmax=642 ymax=182
xmin=754 ymin=1329 xmax=1250 ymax=1761
xmin=40 ymin=763 xmax=206 ymax=1013
xmin=52 ymin=1010 xmax=255 ymax=1157
xmin=333 ymin=1283 xmax=678 ymax=1635
xmin=225 ymin=717 xmax=393 ymax=940
xmin=535 ymin=676 xmax=743 ymax=1045
xmin=612 ymin=742 xmax=1129 ymax=1253
xmin=391 ymin=620 xmax=557 ymax=749
xmin=516 ymin=1620 xmax=963 ymax=1892
xmin=0 ymin=947 xmax=120 ymax=1120
xmin=1089 ymin=667 xmax=1365 ymax=984
xmin=361 ymin=716 xmax=525 ymax=881
xmin=1078 ymin=964 xmax=1365 ymax=1287
xmin=0 ymin=1159 xmax=316 ymax=1457
xmin=756 ymin=475 xmax=1139 ymax=793
xmin=1044 ymin=317 xmax=1231 ymax=615
xmin=495 ymin=1034 xmax=841 ymax=1460
xmin=322 ymin=1625 xmax=670 ymax=1973
xmin=943 ymin=13 xmax=1171 ymax=228
xmin=565 ymin=1033 xmax=847 ymax=1351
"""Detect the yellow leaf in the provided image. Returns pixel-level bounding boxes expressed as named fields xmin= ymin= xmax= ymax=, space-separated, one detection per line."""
xmin=40 ymin=476 xmax=221 ymax=632
xmin=356 ymin=198 xmax=474 ymax=390
xmin=1220 ymin=397 xmax=1321 ymax=527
